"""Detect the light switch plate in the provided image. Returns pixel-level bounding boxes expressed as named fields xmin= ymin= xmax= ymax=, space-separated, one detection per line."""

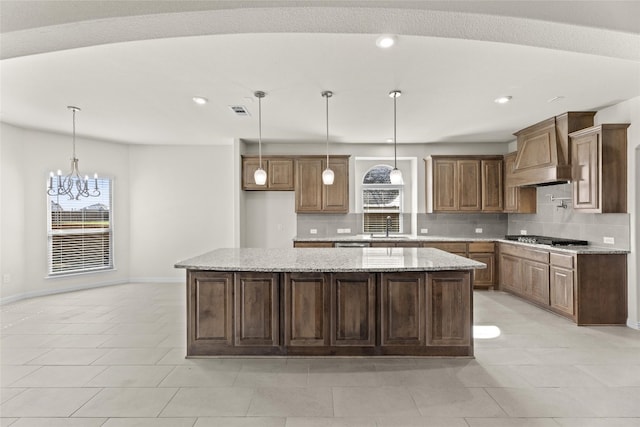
xmin=475 ymin=228 xmax=483 ymax=234
xmin=520 ymin=230 xmax=528 ymax=235
xmin=420 ymin=228 xmax=429 ymax=234
xmin=310 ymin=229 xmax=317 ymax=235
xmin=603 ymin=237 xmax=615 ymax=244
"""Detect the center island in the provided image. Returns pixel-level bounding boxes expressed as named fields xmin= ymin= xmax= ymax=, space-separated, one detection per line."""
xmin=175 ymin=247 xmax=485 ymax=357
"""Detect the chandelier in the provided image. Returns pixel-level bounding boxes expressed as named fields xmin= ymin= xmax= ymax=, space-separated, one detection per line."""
xmin=47 ymin=106 xmax=100 ymax=200
xmin=253 ymin=91 xmax=267 ymax=186
xmin=389 ymin=90 xmax=403 ymax=185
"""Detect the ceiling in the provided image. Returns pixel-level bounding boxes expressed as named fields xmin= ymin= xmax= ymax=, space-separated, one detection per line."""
xmin=1 ymin=1 xmax=639 ymax=146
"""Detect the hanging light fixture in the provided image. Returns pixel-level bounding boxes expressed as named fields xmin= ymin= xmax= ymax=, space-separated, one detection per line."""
xmin=388 ymin=90 xmax=403 ymax=184
xmin=47 ymin=106 xmax=100 ymax=200
xmin=321 ymin=90 xmax=334 ymax=185
xmin=253 ymin=91 xmax=267 ymax=186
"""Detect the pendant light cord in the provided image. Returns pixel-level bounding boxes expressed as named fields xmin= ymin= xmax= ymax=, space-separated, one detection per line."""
xmin=258 ymin=94 xmax=262 ymax=169
xmin=325 ymin=92 xmax=329 ymax=165
xmin=393 ymin=93 xmax=397 ymax=169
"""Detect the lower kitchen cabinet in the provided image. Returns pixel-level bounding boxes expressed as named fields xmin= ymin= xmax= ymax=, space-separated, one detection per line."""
xmin=330 ymin=273 xmax=376 ymax=346
xmin=468 ymin=242 xmax=496 ymax=289
xmin=380 ymin=272 xmax=426 ymax=346
xmin=234 ymin=273 xmax=279 ymax=347
xmin=427 ymin=272 xmax=471 ymax=347
xmin=498 ymin=242 xmax=627 ymax=325
xmin=284 ymin=272 xmax=330 ymax=347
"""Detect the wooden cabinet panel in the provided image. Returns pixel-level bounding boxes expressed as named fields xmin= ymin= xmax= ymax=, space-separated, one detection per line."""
xmin=458 ymin=160 xmax=481 ymax=211
xmin=188 ymin=272 xmax=233 ymax=345
xmin=421 ymin=242 xmax=467 ymax=255
xmin=499 ymin=253 xmax=522 ymax=294
xmin=380 ymin=273 xmax=426 ymax=346
xmin=481 ymin=159 xmax=503 ymax=211
xmin=432 ymin=159 xmax=458 ymax=211
xmin=296 ymin=156 xmax=349 ymax=213
xmin=571 ymin=124 xmax=629 ymax=213
xmin=427 ymin=272 xmax=471 ymax=347
xmin=523 ymin=260 xmax=549 ymax=305
xmin=503 ymin=152 xmax=536 ymax=213
xmin=514 ymin=118 xmax=558 ymax=170
xmin=293 ymin=242 xmax=334 ymax=248
xmin=322 ymin=157 xmax=349 ymax=212
xmin=234 ymin=273 xmax=279 ymax=347
xmin=550 ymin=266 xmax=574 ymax=316
xmin=284 ymin=273 xmax=330 ymax=346
xmin=242 ymin=157 xmax=294 ymax=190
xmin=331 ymin=273 xmax=376 ymax=346
xmin=468 ymin=252 xmax=495 ymax=288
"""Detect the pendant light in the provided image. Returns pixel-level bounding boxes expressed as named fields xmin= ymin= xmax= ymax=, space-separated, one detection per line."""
xmin=321 ymin=90 xmax=334 ymax=185
xmin=389 ymin=90 xmax=403 ymax=184
xmin=47 ymin=106 xmax=100 ymax=200
xmin=253 ymin=91 xmax=267 ymax=186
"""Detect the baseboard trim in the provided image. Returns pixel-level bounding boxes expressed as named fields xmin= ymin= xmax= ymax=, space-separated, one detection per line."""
xmin=0 ymin=279 xmax=129 ymax=305
xmin=626 ymin=319 xmax=640 ymax=330
xmin=128 ymin=277 xmax=184 ymax=284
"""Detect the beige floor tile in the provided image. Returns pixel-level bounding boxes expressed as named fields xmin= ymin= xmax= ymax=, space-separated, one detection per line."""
xmin=576 ymin=364 xmax=640 ymax=387
xmin=333 ymin=386 xmax=419 ymax=417
xmin=0 ymin=365 xmax=40 ymax=386
xmin=233 ymin=370 xmax=309 ymax=387
xmin=0 ymin=387 xmax=99 ymax=417
xmin=10 ymin=365 xmax=106 ymax=387
xmin=56 ymin=323 xmax=115 ymax=334
xmin=42 ymin=334 xmax=112 ymax=348
xmin=98 ymin=334 xmax=169 ymax=348
xmin=567 ymin=387 xmax=640 ymax=417
xmin=86 ymin=365 xmax=174 ymax=387
xmin=159 ymin=365 xmax=238 ymax=387
xmin=247 ymin=387 xmax=333 ymax=417
xmin=513 ymin=365 xmax=606 ymax=387
xmin=375 ymin=364 xmax=455 ymax=387
xmin=102 ymin=418 xmax=197 ymax=427
xmin=0 ymin=334 xmax=54 ymax=348
xmin=0 ymin=347 xmax=49 ymax=365
xmin=553 ymin=418 xmax=640 ymax=426
xmin=466 ymin=419 xmax=560 ymax=426
xmin=91 ymin=348 xmax=171 ymax=365
xmin=196 ymin=417 xmax=286 ymax=427
xmin=8 ymin=418 xmax=107 ymax=427
xmin=447 ymin=363 xmax=531 ymax=388
xmin=155 ymin=347 xmax=193 ymax=365
xmin=285 ymin=417 xmax=376 ymax=427
xmin=160 ymin=387 xmax=254 ymax=417
xmin=74 ymin=387 xmax=178 ymax=417
xmin=376 ymin=417 xmax=469 ymax=427
xmin=0 ymin=387 xmax=25 ymax=404
xmin=485 ymin=387 xmax=598 ymax=417
xmin=308 ymin=362 xmax=378 ymax=387
xmin=409 ymin=386 xmax=507 ymax=417
xmin=0 ymin=418 xmax=17 ymax=427
xmin=27 ymin=348 xmax=110 ymax=365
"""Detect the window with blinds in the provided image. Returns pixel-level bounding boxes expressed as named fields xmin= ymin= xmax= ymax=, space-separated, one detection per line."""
xmin=362 ymin=165 xmax=403 ymax=234
xmin=47 ymin=178 xmax=113 ymax=275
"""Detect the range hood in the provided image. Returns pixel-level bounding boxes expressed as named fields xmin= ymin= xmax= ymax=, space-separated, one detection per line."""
xmin=509 ymin=113 xmax=595 ymax=187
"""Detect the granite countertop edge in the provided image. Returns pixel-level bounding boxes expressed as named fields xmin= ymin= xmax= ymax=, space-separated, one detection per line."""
xmin=292 ymin=236 xmax=629 ymax=254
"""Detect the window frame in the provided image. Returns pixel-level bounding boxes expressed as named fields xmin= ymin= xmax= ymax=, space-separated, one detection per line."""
xmin=361 ymin=164 xmax=404 ymax=234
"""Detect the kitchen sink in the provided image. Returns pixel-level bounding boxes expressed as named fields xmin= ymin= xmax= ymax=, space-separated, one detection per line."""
xmin=357 ymin=234 xmax=413 ymax=239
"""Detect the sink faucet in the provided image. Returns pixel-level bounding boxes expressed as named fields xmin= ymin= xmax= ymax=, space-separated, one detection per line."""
xmin=385 ymin=216 xmax=392 ymax=237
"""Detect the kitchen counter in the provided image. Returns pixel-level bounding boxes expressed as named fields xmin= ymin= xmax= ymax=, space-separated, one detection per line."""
xmin=292 ymin=236 xmax=629 ymax=255
xmin=176 ymin=247 xmax=482 ymax=357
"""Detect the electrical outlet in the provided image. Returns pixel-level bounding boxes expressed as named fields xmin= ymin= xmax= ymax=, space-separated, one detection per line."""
xmin=277 ymin=224 xmax=283 ymax=231
xmin=475 ymin=228 xmax=483 ymax=234
xmin=337 ymin=228 xmax=348 ymax=234
xmin=520 ymin=230 xmax=528 ymax=235
xmin=2 ymin=274 xmax=10 ymax=284
xmin=310 ymin=229 xmax=317 ymax=235
xmin=603 ymin=237 xmax=615 ymax=245
xmin=420 ymin=228 xmax=429 ymax=234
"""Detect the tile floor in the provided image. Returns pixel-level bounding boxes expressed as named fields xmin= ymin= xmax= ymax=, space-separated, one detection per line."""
xmin=1 ymin=282 xmax=639 ymax=426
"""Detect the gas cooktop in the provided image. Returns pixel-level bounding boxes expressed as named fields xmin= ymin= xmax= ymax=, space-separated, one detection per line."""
xmin=504 ymin=235 xmax=589 ymax=246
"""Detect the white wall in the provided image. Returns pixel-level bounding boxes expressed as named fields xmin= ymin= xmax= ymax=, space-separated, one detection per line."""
xmin=0 ymin=123 xmax=131 ymax=302
xmin=128 ymin=144 xmax=236 ymax=281
xmin=594 ymin=96 xmax=640 ymax=328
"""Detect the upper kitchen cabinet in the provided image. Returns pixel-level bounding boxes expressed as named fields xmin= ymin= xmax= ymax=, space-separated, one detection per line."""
xmin=510 ymin=112 xmax=595 ymax=187
xmin=425 ymin=156 xmax=503 ymax=213
xmin=242 ymin=156 xmax=295 ymax=190
xmin=503 ymin=152 xmax=536 ymax=213
xmin=570 ymin=124 xmax=629 ymax=213
xmin=295 ymin=156 xmax=349 ymax=213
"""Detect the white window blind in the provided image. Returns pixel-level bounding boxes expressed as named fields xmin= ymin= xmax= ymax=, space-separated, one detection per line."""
xmin=362 ymin=165 xmax=403 ymax=234
xmin=47 ymin=178 xmax=113 ymax=275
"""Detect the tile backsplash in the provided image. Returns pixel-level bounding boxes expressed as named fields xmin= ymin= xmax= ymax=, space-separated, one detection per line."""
xmin=507 ymin=183 xmax=630 ymax=249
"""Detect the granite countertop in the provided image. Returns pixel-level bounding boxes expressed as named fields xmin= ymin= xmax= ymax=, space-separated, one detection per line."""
xmin=292 ymin=236 xmax=629 ymax=255
xmin=175 ymin=247 xmax=486 ymax=272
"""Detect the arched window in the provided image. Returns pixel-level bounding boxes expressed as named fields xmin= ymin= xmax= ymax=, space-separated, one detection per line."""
xmin=362 ymin=164 xmax=403 ymax=233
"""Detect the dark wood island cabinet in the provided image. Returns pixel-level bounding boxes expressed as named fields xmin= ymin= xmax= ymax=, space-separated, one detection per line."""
xmin=176 ymin=247 xmax=484 ymax=357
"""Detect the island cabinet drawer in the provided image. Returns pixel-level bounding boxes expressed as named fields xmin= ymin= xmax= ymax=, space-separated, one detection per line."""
xmin=500 ymin=243 xmax=549 ymax=263
xmin=421 ymin=242 xmax=468 ymax=254
xmin=550 ymin=252 xmax=574 ymax=269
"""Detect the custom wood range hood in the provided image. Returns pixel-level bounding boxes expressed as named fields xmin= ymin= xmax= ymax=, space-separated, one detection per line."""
xmin=510 ymin=112 xmax=596 ymax=187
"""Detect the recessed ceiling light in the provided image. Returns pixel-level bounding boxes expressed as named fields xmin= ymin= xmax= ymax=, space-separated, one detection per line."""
xmin=192 ymin=96 xmax=208 ymax=105
xmin=376 ymin=35 xmax=397 ymax=49
xmin=494 ymin=96 xmax=512 ymax=104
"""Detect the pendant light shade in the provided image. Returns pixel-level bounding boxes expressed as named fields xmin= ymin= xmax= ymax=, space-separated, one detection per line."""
xmin=321 ymin=90 xmax=334 ymax=185
xmin=254 ymin=90 xmax=267 ymax=186
xmin=389 ymin=90 xmax=403 ymax=185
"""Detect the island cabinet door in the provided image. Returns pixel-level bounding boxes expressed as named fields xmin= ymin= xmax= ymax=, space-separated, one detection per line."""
xmin=380 ymin=273 xmax=426 ymax=346
xmin=187 ymin=271 xmax=233 ymax=348
xmin=284 ymin=273 xmax=330 ymax=346
xmin=330 ymin=273 xmax=376 ymax=347
xmin=234 ymin=273 xmax=279 ymax=347
xmin=426 ymin=272 xmax=471 ymax=347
